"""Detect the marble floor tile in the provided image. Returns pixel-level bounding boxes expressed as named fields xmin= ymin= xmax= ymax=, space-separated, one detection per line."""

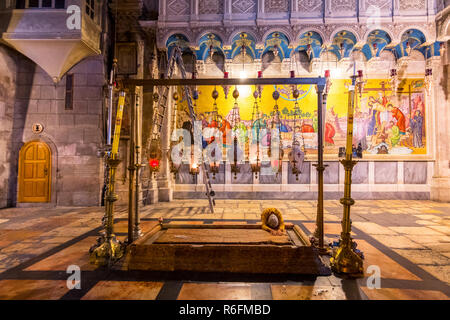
xmin=0 ymin=280 xmax=69 ymax=300
xmin=0 ymin=230 xmax=43 ymax=242
xmin=177 ymin=283 xmax=252 ymax=300
xmin=353 ymin=222 xmax=398 ymax=235
xmin=25 ymin=236 xmax=98 ymax=271
xmin=388 ymin=226 xmax=445 ymax=236
xmin=418 ymin=265 xmax=450 ymax=285
xmin=369 ymin=235 xmax=426 ymax=249
xmin=356 ymin=240 xmax=421 ymax=281
xmin=360 ymin=287 xmax=448 ymax=300
xmin=82 ymin=281 xmax=164 ymax=300
xmin=271 ymin=284 xmax=346 ymax=300
xmin=393 ymin=249 xmax=450 ymax=266
xmin=404 ymin=234 xmax=450 ymax=243
xmin=427 ymin=225 xmax=450 ymax=235
xmin=222 ymin=213 xmax=246 ymax=219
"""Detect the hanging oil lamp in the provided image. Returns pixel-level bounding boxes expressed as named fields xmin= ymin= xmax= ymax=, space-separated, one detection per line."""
xmin=230 ymin=87 xmax=241 ymax=179
xmin=356 ymin=70 xmax=366 ymax=98
xmin=189 ymin=149 xmax=199 ymax=176
xmin=425 ymin=68 xmax=433 ymax=95
xmin=250 ymin=88 xmax=261 ymax=178
xmin=270 ymin=88 xmax=283 ymax=175
xmin=257 ymin=70 xmax=263 ymax=99
xmin=324 ymin=69 xmax=332 ymax=94
xmin=209 ymin=87 xmax=220 ymax=179
xmin=289 ymin=88 xmax=304 ymax=180
xmin=222 ymin=71 xmax=230 ymax=99
xmin=390 ymin=68 xmax=398 ymax=93
xmin=169 ymin=91 xmax=182 ymax=177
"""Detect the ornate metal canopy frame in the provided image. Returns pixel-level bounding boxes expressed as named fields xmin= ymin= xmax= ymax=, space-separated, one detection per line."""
xmin=119 ymin=76 xmax=328 ymax=251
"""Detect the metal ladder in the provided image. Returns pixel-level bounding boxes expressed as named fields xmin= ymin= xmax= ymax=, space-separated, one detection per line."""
xmin=151 ymin=49 xmax=177 ymax=139
xmin=152 ymin=46 xmax=216 ymax=213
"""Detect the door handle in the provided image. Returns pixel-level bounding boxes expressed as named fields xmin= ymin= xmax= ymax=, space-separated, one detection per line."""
xmin=44 ymin=167 xmax=48 ymax=176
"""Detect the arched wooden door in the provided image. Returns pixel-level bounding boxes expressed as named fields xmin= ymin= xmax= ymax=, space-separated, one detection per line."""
xmin=18 ymin=141 xmax=51 ymax=203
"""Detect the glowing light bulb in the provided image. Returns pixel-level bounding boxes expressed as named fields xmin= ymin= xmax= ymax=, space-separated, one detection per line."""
xmin=239 ymin=70 xmax=247 ymax=79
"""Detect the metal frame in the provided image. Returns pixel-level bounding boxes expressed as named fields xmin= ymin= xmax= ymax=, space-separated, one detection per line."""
xmin=121 ymin=76 xmax=327 ymax=251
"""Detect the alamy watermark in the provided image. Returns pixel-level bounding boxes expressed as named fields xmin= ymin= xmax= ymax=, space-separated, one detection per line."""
xmin=66 ymin=5 xmax=81 ymax=30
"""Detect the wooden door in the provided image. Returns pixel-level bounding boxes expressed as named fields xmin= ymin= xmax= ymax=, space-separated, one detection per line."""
xmin=18 ymin=141 xmax=51 ymax=203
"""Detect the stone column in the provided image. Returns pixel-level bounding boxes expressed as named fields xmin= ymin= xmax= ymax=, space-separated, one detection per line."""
xmin=157 ymin=86 xmax=174 ymax=202
xmin=431 ymin=52 xmax=450 ymax=201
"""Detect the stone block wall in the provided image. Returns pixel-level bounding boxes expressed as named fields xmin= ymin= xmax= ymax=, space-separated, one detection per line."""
xmin=173 ymin=159 xmax=432 ymax=200
xmin=0 ymin=44 xmax=106 ymax=208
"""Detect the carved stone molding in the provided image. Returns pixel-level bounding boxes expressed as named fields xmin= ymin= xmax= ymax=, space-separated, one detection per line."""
xmin=297 ymin=0 xmax=322 ymax=12
xmin=199 ymin=0 xmax=224 ymax=15
xmin=399 ymin=0 xmax=426 ymax=11
xmin=167 ymin=0 xmax=190 ymax=15
xmin=232 ymin=0 xmax=257 ymax=14
xmin=265 ymin=0 xmax=289 ymax=13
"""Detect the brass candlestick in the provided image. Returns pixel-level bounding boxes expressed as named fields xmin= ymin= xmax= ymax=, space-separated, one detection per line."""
xmin=89 ymin=157 xmax=124 ymax=266
xmin=90 ymin=92 xmax=126 ymax=266
xmin=330 ymin=75 xmax=364 ymax=276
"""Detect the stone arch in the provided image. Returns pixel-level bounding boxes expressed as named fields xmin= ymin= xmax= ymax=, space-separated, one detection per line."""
xmin=363 ymin=27 xmax=394 ymax=44
xmin=261 ymin=28 xmax=293 ymax=45
xmin=162 ymin=31 xmax=193 ymax=49
xmin=227 ymin=29 xmax=259 ymax=46
xmin=396 ymin=26 xmax=430 ymax=44
xmin=195 ymin=29 xmax=227 ymax=46
xmin=294 ymin=27 xmax=326 ymax=46
xmin=329 ymin=27 xmax=361 ymax=44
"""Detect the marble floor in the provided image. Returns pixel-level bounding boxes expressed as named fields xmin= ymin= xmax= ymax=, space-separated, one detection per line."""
xmin=0 ymin=199 xmax=449 ymax=300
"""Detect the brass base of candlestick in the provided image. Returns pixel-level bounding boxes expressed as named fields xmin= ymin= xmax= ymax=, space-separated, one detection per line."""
xmin=330 ymin=239 xmax=364 ymax=276
xmin=89 ymin=235 xmax=124 ymax=266
xmin=132 ymin=228 xmax=143 ymax=240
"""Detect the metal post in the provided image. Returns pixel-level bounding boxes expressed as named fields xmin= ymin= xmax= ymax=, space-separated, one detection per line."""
xmin=330 ymin=75 xmax=364 ymax=276
xmin=313 ymin=86 xmax=325 ymax=252
xmin=127 ymin=88 xmax=136 ymax=244
xmin=134 ymin=87 xmax=143 ymax=239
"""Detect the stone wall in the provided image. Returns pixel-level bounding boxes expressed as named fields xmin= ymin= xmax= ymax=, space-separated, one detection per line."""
xmin=174 ymin=160 xmax=432 ymax=200
xmin=0 ymin=45 xmax=17 ymax=208
xmin=0 ymin=44 xmax=106 ymax=208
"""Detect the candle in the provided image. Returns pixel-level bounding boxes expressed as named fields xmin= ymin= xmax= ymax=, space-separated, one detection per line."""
xmin=324 ymin=70 xmax=330 ymax=78
xmin=258 ymin=71 xmax=262 ymax=78
xmin=290 ymin=70 xmax=295 ymax=78
xmin=224 ymin=71 xmax=229 ymax=79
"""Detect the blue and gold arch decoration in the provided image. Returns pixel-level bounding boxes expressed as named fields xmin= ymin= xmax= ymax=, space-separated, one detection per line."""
xmin=328 ymin=30 xmax=357 ymax=60
xmin=166 ymin=33 xmax=192 ymax=57
xmin=197 ymin=33 xmax=224 ymax=61
xmin=424 ymin=41 xmax=442 ymax=59
xmin=390 ymin=29 xmax=427 ymax=59
xmin=361 ymin=30 xmax=392 ymax=60
xmin=262 ymin=32 xmax=291 ymax=61
xmin=228 ymin=32 xmax=258 ymax=60
xmin=296 ymin=31 xmax=324 ymax=59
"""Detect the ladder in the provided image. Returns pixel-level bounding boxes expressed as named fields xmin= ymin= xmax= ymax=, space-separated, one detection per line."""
xmin=151 ymin=49 xmax=177 ymax=139
xmin=151 ymin=46 xmax=216 ymax=213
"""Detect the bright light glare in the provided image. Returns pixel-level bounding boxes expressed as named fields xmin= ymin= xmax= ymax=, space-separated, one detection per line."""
xmin=239 ymin=70 xmax=247 ymax=79
xmin=238 ymin=85 xmax=252 ymax=98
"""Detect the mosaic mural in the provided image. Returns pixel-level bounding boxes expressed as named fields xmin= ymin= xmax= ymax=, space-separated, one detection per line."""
xmin=174 ymin=78 xmax=426 ymax=158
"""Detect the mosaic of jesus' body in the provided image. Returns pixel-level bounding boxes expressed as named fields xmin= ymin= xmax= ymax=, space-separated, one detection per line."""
xmin=173 ymin=79 xmax=426 ymax=157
